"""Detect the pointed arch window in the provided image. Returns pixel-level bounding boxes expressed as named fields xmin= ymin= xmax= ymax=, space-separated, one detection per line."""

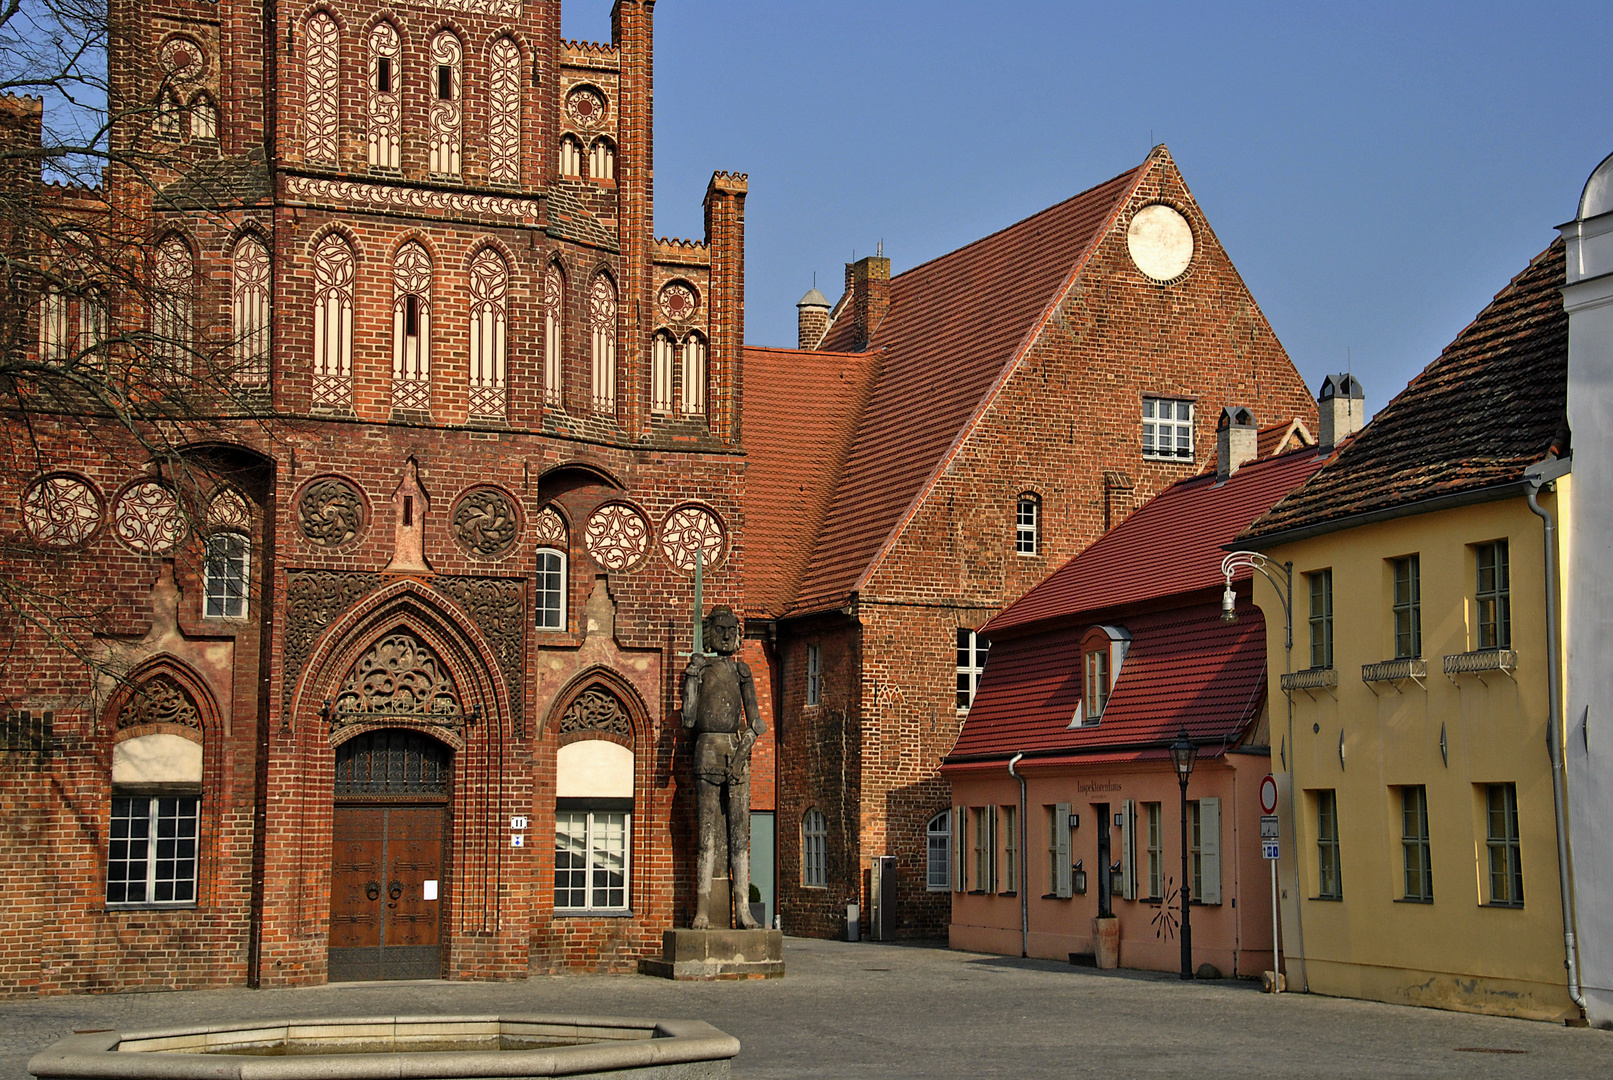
xmin=682 ymin=332 xmax=707 ymax=416
xmin=468 ymin=247 xmax=508 ymax=420
xmin=543 ymin=264 xmax=564 ymax=407
xmin=151 ymin=235 xmax=194 ymax=384
xmin=231 ymin=233 xmax=271 ymax=385
xmin=392 ymin=242 xmax=433 ymax=413
xmin=589 ymin=274 xmax=617 ymax=414
xmin=155 ymin=93 xmax=182 ymax=140
xmin=188 ymin=93 xmax=217 ymax=141
xmin=39 ymin=284 xmax=67 ymax=362
xmin=651 ymin=331 xmax=675 ymax=415
xmin=367 ymin=22 xmax=402 ymax=169
xmin=311 ymin=233 xmax=355 ymax=408
xmin=429 ymin=31 xmax=462 ymax=177
xmin=304 ymin=11 xmax=340 ymax=164
xmin=588 ymin=138 xmax=615 ymax=180
xmin=559 ymin=135 xmax=582 ymax=178
xmin=487 ymin=37 xmax=522 ymax=185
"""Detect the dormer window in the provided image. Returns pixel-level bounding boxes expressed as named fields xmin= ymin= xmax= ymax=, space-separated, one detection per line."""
xmin=1085 ymin=648 xmax=1109 ymax=719
xmin=1071 ymin=625 xmax=1131 ymax=727
xmin=1143 ymin=397 xmax=1194 ymax=460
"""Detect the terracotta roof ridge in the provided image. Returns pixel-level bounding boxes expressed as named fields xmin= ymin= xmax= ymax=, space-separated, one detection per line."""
xmin=745 ymin=344 xmax=865 ymax=359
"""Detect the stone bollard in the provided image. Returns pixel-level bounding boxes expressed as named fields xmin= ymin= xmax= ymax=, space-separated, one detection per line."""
xmin=1091 ymin=916 xmax=1120 ymax=969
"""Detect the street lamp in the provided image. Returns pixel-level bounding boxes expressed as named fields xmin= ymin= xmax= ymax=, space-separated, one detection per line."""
xmin=1170 ymin=729 xmax=1197 ymax=980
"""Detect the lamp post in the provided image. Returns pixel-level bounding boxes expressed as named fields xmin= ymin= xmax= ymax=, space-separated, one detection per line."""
xmin=1220 ymin=550 xmax=1305 ymax=993
xmin=1170 ymin=729 xmax=1196 ymax=980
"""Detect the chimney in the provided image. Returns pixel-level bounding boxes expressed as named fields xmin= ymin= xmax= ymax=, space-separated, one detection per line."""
xmin=797 ymin=286 xmax=831 ymax=350
xmin=1216 ymin=406 xmax=1258 ymax=479
xmin=846 ymin=245 xmax=891 ymax=351
xmin=1317 ymin=374 xmax=1365 ymax=450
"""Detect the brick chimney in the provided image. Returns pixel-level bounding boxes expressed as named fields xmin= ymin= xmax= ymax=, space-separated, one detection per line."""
xmin=1317 ymin=374 xmax=1365 ymax=451
xmin=797 ymin=286 xmax=831 ymax=350
xmin=1216 ymin=406 xmax=1258 ymax=478
xmin=845 ymin=246 xmax=891 ymax=351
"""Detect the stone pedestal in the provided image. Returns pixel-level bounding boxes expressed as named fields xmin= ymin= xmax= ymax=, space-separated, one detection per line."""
xmin=1092 ymin=916 xmax=1120 ymax=969
xmin=639 ymin=928 xmax=785 ymax=981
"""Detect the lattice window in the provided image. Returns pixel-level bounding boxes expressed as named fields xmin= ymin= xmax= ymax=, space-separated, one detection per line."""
xmin=544 ymin=264 xmax=563 ymax=406
xmin=151 ymin=235 xmax=194 ymax=384
xmin=555 ymin=809 xmax=629 ymax=912
xmin=312 ymin=234 xmax=355 ymax=407
xmin=466 ymin=247 xmax=509 ymax=419
xmin=926 ymin=810 xmax=951 ymax=892
xmin=559 ymin=135 xmax=582 ymax=178
xmin=334 ymin=728 xmax=451 ymax=796
xmin=304 ymin=12 xmax=340 ymax=164
xmin=487 ymin=37 xmax=522 ymax=185
xmin=589 ymin=274 xmax=616 ymax=414
xmin=367 ymin=22 xmax=402 ymax=169
xmin=188 ymin=93 xmax=217 ymax=141
xmin=802 ymin=809 xmax=827 ymax=888
xmin=392 ymin=242 xmax=432 ymax=413
xmin=588 ymin=138 xmax=614 ymax=180
xmin=203 ymin=531 xmax=249 ymax=618
xmin=651 ymin=331 xmax=674 ymax=415
xmin=536 ymin=548 xmax=566 ymax=630
xmin=231 ymin=233 xmax=271 ymax=385
xmin=428 ymin=31 xmax=462 ymax=177
xmin=108 ymin=795 xmax=199 ymax=906
xmin=681 ymin=332 xmax=706 ymax=415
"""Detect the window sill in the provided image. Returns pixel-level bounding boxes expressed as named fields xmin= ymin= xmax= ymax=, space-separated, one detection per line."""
xmin=105 ymin=902 xmax=197 ymax=912
xmin=997 ymin=891 xmax=1017 ymax=898
xmin=925 ymin=885 xmax=950 ymax=893
xmin=801 ymin=883 xmax=827 ymax=890
xmin=1141 ymin=454 xmax=1196 ymax=464
xmin=555 ymin=909 xmax=634 ymax=919
xmin=1482 ymin=901 xmax=1525 ymax=910
xmin=1394 ymin=897 xmax=1434 ymax=905
xmin=967 ymin=889 xmax=988 ymax=896
xmin=1310 ymin=895 xmax=1343 ymax=902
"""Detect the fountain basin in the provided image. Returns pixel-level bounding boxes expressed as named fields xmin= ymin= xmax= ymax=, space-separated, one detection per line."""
xmin=29 ymin=1014 xmax=739 ymax=1080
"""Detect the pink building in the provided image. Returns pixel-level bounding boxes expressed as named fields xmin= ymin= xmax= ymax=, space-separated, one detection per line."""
xmin=943 ymin=416 xmax=1322 ymax=976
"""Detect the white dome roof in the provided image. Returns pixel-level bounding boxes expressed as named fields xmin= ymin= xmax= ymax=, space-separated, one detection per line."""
xmin=1579 ymin=150 xmax=1613 ymax=220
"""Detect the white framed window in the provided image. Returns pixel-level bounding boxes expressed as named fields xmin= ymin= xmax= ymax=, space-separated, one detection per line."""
xmin=802 ymin=808 xmax=827 ymax=888
xmin=925 ymin=810 xmax=950 ymax=892
xmin=203 ymin=532 xmax=249 ymax=619
xmin=956 ymin=629 xmax=988 ymax=712
xmin=1142 ymin=397 xmax=1194 ymax=460
xmin=554 ymin=807 xmax=629 ymax=912
xmin=806 ymin=644 xmax=821 ymax=706
xmin=536 ymin=548 xmax=566 ymax=631
xmin=107 ymin=794 xmax=199 ymax=906
xmin=1016 ymin=494 xmax=1039 ymax=555
xmin=1084 ymin=647 xmax=1110 ymax=721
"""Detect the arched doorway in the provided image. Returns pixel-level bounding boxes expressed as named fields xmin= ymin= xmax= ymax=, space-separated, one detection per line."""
xmin=328 ymin=729 xmax=452 ymax=981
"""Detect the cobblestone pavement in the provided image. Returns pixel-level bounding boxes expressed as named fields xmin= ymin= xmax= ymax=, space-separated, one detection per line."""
xmin=3 ymin=938 xmax=1609 ymax=1079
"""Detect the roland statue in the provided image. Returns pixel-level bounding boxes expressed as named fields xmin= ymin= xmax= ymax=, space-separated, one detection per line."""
xmin=682 ymin=605 xmax=765 ymax=930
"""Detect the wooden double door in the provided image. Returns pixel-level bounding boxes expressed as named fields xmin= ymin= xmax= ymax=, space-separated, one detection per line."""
xmin=328 ymin=803 xmax=446 ymax=981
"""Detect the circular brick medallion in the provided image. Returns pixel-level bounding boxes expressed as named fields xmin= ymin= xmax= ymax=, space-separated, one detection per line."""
xmin=113 ymin=480 xmax=185 ymax=554
xmin=658 ymin=281 xmax=698 ymax=323
xmin=452 ymin=487 xmax=521 ymax=559
xmin=297 ymin=477 xmax=366 ymax=549
xmin=22 ymin=473 xmax=103 ymax=547
xmin=584 ymin=503 xmax=650 ymax=571
xmin=566 ymin=86 xmax=606 ymax=128
xmin=659 ymin=505 xmax=725 ymax=574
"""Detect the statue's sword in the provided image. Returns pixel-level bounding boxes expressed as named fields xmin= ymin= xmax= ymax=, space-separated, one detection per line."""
xmin=691 ymin=547 xmax=706 ymax=657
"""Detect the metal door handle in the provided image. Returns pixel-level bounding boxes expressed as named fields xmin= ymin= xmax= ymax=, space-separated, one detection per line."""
xmin=365 ymin=881 xmax=380 ymax=901
xmin=389 ymin=881 xmax=403 ymax=900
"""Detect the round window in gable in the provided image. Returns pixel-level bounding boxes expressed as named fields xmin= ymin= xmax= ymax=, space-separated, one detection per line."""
xmin=1126 ymin=204 xmax=1194 ymax=282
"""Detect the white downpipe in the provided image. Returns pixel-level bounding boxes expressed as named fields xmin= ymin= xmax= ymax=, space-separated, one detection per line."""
xmin=1008 ymin=752 xmax=1028 ymax=958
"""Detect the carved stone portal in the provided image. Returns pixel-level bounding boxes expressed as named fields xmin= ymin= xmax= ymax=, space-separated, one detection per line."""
xmin=333 ymin=632 xmax=461 ymax=728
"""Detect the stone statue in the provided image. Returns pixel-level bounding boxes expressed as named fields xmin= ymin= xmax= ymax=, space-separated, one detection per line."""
xmin=682 ymin=605 xmax=765 ymax=930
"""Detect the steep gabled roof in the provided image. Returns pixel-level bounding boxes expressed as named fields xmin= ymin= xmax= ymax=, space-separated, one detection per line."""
xmin=785 ymin=159 xmax=1150 ymax=615
xmin=1241 ymin=239 xmax=1568 ymax=545
xmin=741 ymin=345 xmax=879 ymax=619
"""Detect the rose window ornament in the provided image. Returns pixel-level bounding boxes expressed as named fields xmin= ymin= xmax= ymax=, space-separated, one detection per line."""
xmin=207 ymin=489 xmax=251 ymax=530
xmin=159 ymin=37 xmax=206 ymax=82
xmin=297 ymin=477 xmax=366 ymax=548
xmin=452 ymin=487 xmax=520 ymax=559
xmin=584 ymin=503 xmax=650 ymax=571
xmin=658 ymin=281 xmax=698 ymax=324
xmin=659 ymin=505 xmax=725 ymax=573
xmin=113 ymin=480 xmax=185 ymax=554
xmin=22 ymin=474 xmax=103 ymax=547
xmin=533 ymin=506 xmax=567 ymax=548
xmin=565 ymin=87 xmax=606 ymax=128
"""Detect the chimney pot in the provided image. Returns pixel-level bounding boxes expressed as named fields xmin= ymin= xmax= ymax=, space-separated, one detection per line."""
xmin=1216 ymin=406 xmax=1258 ymax=478
xmin=797 ymin=287 xmax=831 ymax=350
xmin=1317 ymin=374 xmax=1365 ymax=450
xmin=845 ymin=252 xmax=891 ymax=352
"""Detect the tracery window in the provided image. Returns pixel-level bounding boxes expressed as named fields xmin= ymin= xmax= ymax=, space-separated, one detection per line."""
xmin=151 ymin=234 xmax=194 ymax=384
xmin=589 ymin=274 xmax=616 ymax=414
xmin=230 ymin=233 xmax=271 ymax=385
xmin=467 ymin=247 xmax=508 ymax=420
xmin=188 ymin=93 xmax=217 ymax=141
xmin=543 ymin=264 xmax=564 ymax=406
xmin=367 ymin=22 xmax=402 ymax=169
xmin=588 ymin=138 xmax=614 ymax=180
xmin=155 ymin=93 xmax=182 ymax=140
xmin=392 ymin=242 xmax=433 ymax=413
xmin=559 ymin=135 xmax=582 ymax=178
xmin=651 ymin=331 xmax=675 ymax=415
xmin=312 ymin=233 xmax=355 ymax=408
xmin=428 ymin=31 xmax=462 ymax=178
xmin=681 ymin=332 xmax=706 ymax=415
xmin=486 ymin=37 xmax=522 ymax=185
xmin=39 ymin=286 xmax=67 ymax=361
xmin=303 ymin=11 xmax=340 ymax=164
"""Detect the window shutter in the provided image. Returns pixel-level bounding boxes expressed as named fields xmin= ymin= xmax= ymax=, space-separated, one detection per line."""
xmin=954 ymin=806 xmax=966 ymax=892
xmin=1120 ymin=799 xmax=1136 ymax=900
xmin=1199 ymin=796 xmax=1222 ymax=904
xmin=1055 ymin=802 xmax=1072 ymax=898
xmin=986 ymin=805 xmax=998 ymax=892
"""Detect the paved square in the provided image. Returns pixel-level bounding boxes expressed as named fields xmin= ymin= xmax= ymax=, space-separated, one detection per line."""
xmin=3 ymin=939 xmax=1607 ymax=1078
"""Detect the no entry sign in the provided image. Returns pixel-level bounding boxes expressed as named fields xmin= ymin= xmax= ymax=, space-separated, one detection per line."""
xmin=1259 ymin=774 xmax=1279 ymax=815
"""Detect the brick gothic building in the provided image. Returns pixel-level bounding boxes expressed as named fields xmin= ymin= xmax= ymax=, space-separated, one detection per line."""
xmin=0 ymin=0 xmax=772 ymax=993
xmin=744 ymin=148 xmax=1319 ymax=940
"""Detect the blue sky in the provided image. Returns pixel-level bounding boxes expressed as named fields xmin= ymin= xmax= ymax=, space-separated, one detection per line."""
xmin=563 ymin=1 xmax=1613 ymax=417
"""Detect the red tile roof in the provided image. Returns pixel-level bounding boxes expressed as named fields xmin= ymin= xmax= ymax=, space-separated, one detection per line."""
xmin=1241 ymin=239 xmax=1568 ymax=545
xmin=785 ymin=160 xmax=1149 ymax=615
xmin=740 ymin=345 xmax=879 ymax=618
xmin=948 ymin=601 xmax=1266 ymax=761
xmin=987 ymin=447 xmax=1326 ymax=635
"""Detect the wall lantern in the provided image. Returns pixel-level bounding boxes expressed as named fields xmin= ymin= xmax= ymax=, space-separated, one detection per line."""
xmin=1072 ymin=859 xmax=1087 ymax=895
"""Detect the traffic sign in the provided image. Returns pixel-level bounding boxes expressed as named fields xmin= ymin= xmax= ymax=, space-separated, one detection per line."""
xmin=1260 ymin=814 xmax=1279 ymax=840
xmin=1259 ymin=774 xmax=1278 ymax=814
xmin=1262 ymin=841 xmax=1280 ymax=860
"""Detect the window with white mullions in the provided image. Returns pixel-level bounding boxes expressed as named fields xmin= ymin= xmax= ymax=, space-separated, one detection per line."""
xmin=203 ymin=532 xmax=249 ymax=619
xmin=107 ymin=795 xmax=199 ymax=906
xmin=536 ymin=548 xmax=566 ymax=630
xmin=1142 ymin=398 xmax=1194 ymax=460
xmin=1016 ymin=494 xmax=1040 ymax=555
xmin=554 ymin=809 xmax=629 ymax=912
xmin=925 ymin=810 xmax=950 ymax=892
xmin=956 ymin=629 xmax=989 ymax=712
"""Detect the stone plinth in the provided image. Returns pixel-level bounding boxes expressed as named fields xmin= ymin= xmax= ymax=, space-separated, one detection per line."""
xmin=640 ymin=928 xmax=784 ymax=981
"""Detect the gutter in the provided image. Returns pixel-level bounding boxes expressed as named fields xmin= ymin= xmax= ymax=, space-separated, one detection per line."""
xmin=1007 ymin=753 xmax=1028 ymax=958
xmin=1523 ymin=455 xmax=1586 ymax=1016
xmin=1234 ymin=478 xmax=1537 ymax=552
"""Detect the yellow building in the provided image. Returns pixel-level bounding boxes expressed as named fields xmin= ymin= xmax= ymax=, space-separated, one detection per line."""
xmin=1234 ymin=240 xmax=1580 ymax=1020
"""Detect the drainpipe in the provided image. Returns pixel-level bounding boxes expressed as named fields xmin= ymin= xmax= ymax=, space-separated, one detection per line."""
xmin=1525 ymin=462 xmax=1586 ymax=1015
xmin=1008 ymin=752 xmax=1028 ymax=958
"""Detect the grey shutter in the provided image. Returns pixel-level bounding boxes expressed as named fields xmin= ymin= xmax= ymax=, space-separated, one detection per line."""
xmin=1199 ymin=796 xmax=1222 ymax=904
xmin=986 ymin=805 xmax=997 ymax=893
xmin=1054 ymin=802 xmax=1072 ymax=898
xmin=1120 ymin=798 xmax=1136 ymax=900
xmin=954 ymin=806 xmax=966 ymax=892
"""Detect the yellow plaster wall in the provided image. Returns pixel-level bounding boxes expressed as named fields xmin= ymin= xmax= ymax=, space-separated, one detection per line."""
xmin=1253 ymin=485 xmax=1575 ymax=1020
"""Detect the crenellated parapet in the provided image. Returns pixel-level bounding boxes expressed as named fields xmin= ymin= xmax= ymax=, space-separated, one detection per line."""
xmin=560 ymin=40 xmax=622 ymax=69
